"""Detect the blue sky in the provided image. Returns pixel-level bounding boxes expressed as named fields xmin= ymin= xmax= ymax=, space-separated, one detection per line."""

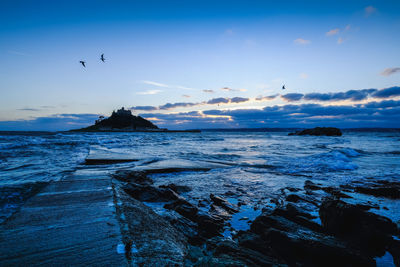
xmin=0 ymin=0 xmax=399 ymax=130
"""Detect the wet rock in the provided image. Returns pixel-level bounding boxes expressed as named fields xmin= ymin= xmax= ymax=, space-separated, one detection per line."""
xmin=304 ymin=180 xmax=321 ymax=191
xmin=322 ymin=186 xmax=352 ymax=199
xmin=261 ymin=228 xmax=374 ymax=266
xmin=160 ymin=209 xmax=199 ymax=242
xmin=289 ymin=127 xmax=342 ymax=136
xmin=210 ymin=194 xmax=238 ymax=214
xmin=354 ymin=181 xmax=400 ymax=199
xmin=319 ymin=199 xmax=399 ymax=255
xmin=159 ymin=183 xmax=191 ymax=194
xmin=196 ymin=212 xmax=225 ymax=238
xmin=209 ymin=204 xmax=231 ymax=220
xmin=285 ymin=194 xmax=302 ymax=203
xmin=164 ymin=198 xmax=198 ymax=221
xmin=206 ymin=238 xmax=280 ymax=266
xmin=112 ymin=170 xmax=153 ymax=185
xmin=123 ymin=183 xmax=179 ymax=202
xmin=116 ymin=189 xmax=187 ymax=266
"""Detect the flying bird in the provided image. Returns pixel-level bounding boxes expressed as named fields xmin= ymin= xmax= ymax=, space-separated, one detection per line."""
xmin=282 ymin=84 xmax=286 ymax=90
xmin=100 ymin=54 xmax=105 ymax=62
xmin=79 ymin=61 xmax=86 ymax=68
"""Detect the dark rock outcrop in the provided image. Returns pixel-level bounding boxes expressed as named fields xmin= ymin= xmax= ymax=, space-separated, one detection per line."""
xmin=289 ymin=127 xmax=342 ymax=136
xmin=353 ymin=180 xmax=400 ymax=199
xmin=319 ymin=199 xmax=399 ymax=255
xmin=244 ymin=203 xmax=375 ymax=266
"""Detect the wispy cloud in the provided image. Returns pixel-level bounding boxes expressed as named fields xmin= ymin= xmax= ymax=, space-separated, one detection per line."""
xmin=365 ymin=6 xmax=377 ymax=17
xmin=136 ymin=89 xmax=162 ymax=95
xmin=221 ymin=87 xmax=247 ymax=92
xmin=182 ymin=94 xmax=191 ymax=98
xmin=326 ymin=28 xmax=340 ymax=36
xmin=299 ymin=73 xmax=309 ymax=79
xmin=203 ymin=89 xmax=215 ymax=93
xmin=381 ymin=68 xmax=400 ymax=76
xmin=17 ymin=108 xmax=41 ymax=112
xmin=141 ymin=80 xmax=170 ymax=87
xmin=225 ymin=29 xmax=234 ymax=35
xmin=7 ymin=50 xmax=29 ymax=56
xmin=337 ymin=37 xmax=344 ymax=44
xmin=294 ymin=38 xmax=311 ymax=45
xmin=255 ymin=94 xmax=278 ymax=101
xmin=345 ymin=24 xmax=351 ymax=31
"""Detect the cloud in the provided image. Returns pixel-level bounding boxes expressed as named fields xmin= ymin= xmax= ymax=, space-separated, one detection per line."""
xmin=326 ymin=28 xmax=340 ymax=36
xmin=299 ymin=73 xmax=308 ymax=79
xmin=137 ymin=89 xmax=162 ymax=95
xmin=130 ymin=106 xmax=158 ymax=111
xmin=255 ymin=94 xmax=278 ymax=101
xmin=140 ymin=100 xmax=400 ymax=129
xmin=225 ymin=29 xmax=234 ymax=35
xmin=372 ymin=86 xmax=400 ymax=99
xmin=7 ymin=50 xmax=29 ymax=56
xmin=345 ymin=25 xmax=351 ymax=31
xmin=17 ymin=108 xmax=41 ymax=111
xmin=281 ymin=93 xmax=304 ymax=102
xmin=337 ymin=37 xmax=344 ymax=44
xmin=0 ymin=114 xmax=99 ymax=131
xmin=141 ymin=80 xmax=170 ymax=87
xmin=381 ymin=68 xmax=400 ymax=76
xmin=159 ymin=102 xmax=198 ymax=110
xmin=182 ymin=95 xmax=191 ymax=98
xmin=294 ymin=38 xmax=311 ymax=45
xmin=365 ymin=6 xmax=377 ymax=16
xmin=364 ymin=99 xmax=400 ymax=109
xmin=221 ymin=87 xmax=247 ymax=92
xmin=203 ymin=89 xmax=214 ymax=93
xmin=230 ymin=97 xmax=249 ymax=103
xmin=207 ymin=97 xmax=230 ymax=104
xmin=303 ymin=89 xmax=377 ymax=102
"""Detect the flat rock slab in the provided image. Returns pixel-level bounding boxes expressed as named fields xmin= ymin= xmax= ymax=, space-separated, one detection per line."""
xmin=0 ymin=171 xmax=127 ymax=266
xmin=135 ymin=159 xmax=230 ymax=173
xmin=85 ymin=146 xmax=140 ymax=165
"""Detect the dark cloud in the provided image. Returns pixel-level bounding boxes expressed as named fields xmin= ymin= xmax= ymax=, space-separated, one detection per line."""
xmin=281 ymin=93 xmax=304 ymax=102
xmin=303 ymin=89 xmax=377 ymax=102
xmin=0 ymin=114 xmax=99 ymax=131
xmin=255 ymin=94 xmax=278 ymax=101
xmin=363 ymin=99 xmax=400 ymax=109
xmin=372 ymin=86 xmax=400 ymax=99
xmin=159 ymin=102 xmax=198 ymax=110
xmin=17 ymin=108 xmax=41 ymax=111
xmin=203 ymin=89 xmax=214 ymax=93
xmin=207 ymin=97 xmax=230 ymax=104
xmin=230 ymin=97 xmax=249 ymax=103
xmin=130 ymin=106 xmax=158 ymax=111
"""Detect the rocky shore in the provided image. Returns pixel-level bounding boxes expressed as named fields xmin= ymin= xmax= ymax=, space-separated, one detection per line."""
xmin=111 ymin=168 xmax=400 ymax=266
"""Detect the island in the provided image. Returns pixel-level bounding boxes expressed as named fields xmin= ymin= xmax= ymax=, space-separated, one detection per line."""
xmin=71 ymin=107 xmax=200 ymax=132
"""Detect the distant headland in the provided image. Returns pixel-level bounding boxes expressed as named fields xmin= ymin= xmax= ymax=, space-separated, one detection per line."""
xmin=71 ymin=107 xmax=200 ymax=132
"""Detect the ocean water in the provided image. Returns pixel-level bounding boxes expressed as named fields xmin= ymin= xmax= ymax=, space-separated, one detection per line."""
xmin=1 ymin=130 xmax=399 ymax=224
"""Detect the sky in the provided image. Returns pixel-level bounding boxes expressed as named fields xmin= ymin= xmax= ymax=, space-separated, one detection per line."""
xmin=0 ymin=0 xmax=400 ymax=130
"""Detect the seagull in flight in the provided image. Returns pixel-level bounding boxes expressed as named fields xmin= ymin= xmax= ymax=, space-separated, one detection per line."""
xmin=100 ymin=54 xmax=105 ymax=62
xmin=282 ymin=84 xmax=285 ymax=90
xmin=79 ymin=61 xmax=86 ymax=68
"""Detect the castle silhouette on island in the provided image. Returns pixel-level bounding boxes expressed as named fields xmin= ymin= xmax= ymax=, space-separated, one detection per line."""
xmin=72 ymin=107 xmax=200 ymax=132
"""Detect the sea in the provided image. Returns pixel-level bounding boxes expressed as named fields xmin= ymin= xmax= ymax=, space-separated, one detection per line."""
xmin=1 ymin=129 xmax=399 ymax=228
